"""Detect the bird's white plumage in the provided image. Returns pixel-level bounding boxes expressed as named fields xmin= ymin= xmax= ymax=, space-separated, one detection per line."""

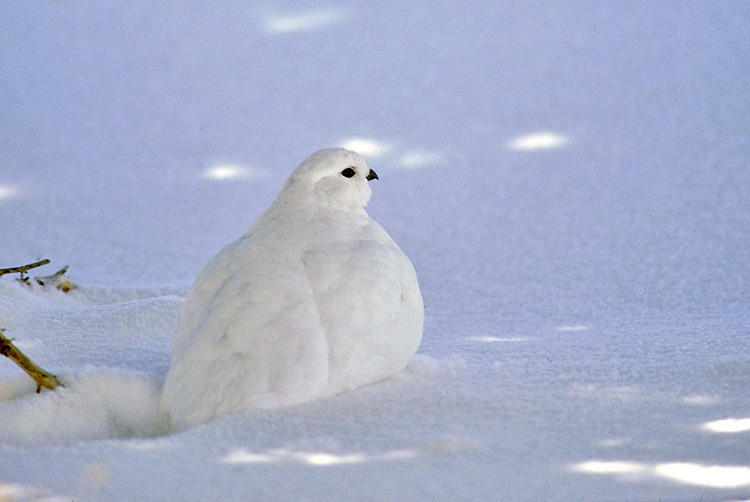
xmin=161 ymin=148 xmax=423 ymax=427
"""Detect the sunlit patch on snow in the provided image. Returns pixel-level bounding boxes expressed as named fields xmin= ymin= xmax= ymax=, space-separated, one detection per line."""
xmin=398 ymin=150 xmax=444 ymax=169
xmin=298 ymin=452 xmax=369 ymax=466
xmin=702 ymin=418 xmax=750 ymax=433
xmin=0 ymin=184 xmax=19 ymax=201
xmin=596 ymin=437 xmax=630 ymax=448
xmin=468 ymin=336 xmax=528 ymax=343
xmin=572 ymin=460 xmax=750 ymax=489
xmin=221 ymin=436 xmax=476 ymax=468
xmin=339 ymin=137 xmax=391 ymax=157
xmin=682 ymin=394 xmax=721 ymax=406
xmin=221 ymin=447 xmax=419 ymax=466
xmin=222 ymin=450 xmax=278 ymax=464
xmin=0 ymin=481 xmax=65 ymax=501
xmin=203 ymin=164 xmax=265 ymax=181
xmin=265 ymin=8 xmax=346 ymax=34
xmin=572 ymin=460 xmax=645 ymax=475
xmin=556 ymin=325 xmax=592 ymax=332
xmin=655 ymin=463 xmax=750 ymax=488
xmin=506 ymin=132 xmax=569 ymax=151
xmin=0 ymin=482 xmax=38 ymax=499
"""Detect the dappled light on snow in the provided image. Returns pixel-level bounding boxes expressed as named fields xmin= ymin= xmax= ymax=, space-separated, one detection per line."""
xmin=596 ymin=437 xmax=631 ymax=448
xmin=0 ymin=185 xmax=19 ymax=201
xmin=219 ymin=438 xmax=471 ymax=467
xmin=221 ymin=447 xmax=419 ymax=466
xmin=573 ymin=460 xmax=645 ymax=475
xmin=681 ymin=394 xmax=721 ymax=406
xmin=0 ymin=481 xmax=62 ymax=500
xmin=336 ymin=141 xmax=445 ymax=169
xmin=556 ymin=325 xmax=592 ymax=333
xmin=468 ymin=336 xmax=528 ymax=343
xmin=572 ymin=460 xmax=750 ymax=489
xmin=339 ymin=137 xmax=391 ymax=157
xmin=265 ymin=8 xmax=346 ymax=34
xmin=655 ymin=463 xmax=750 ymax=489
xmin=702 ymin=418 xmax=750 ymax=433
xmin=506 ymin=132 xmax=569 ymax=151
xmin=203 ymin=164 xmax=265 ymax=181
xmin=291 ymin=452 xmax=368 ymax=466
xmin=2 ymin=2 xmax=749 ymax=500
xmin=397 ymin=150 xmax=444 ymax=169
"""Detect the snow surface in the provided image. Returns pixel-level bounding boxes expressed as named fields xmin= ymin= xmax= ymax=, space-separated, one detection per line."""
xmin=1 ymin=1 xmax=749 ymax=501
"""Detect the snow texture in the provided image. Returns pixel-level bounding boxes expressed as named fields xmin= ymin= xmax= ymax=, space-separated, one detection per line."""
xmin=1 ymin=1 xmax=749 ymax=501
xmin=162 ymin=148 xmax=423 ymax=427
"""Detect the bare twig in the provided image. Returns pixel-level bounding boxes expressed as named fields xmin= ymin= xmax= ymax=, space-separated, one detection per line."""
xmin=0 ymin=259 xmax=51 ymax=278
xmin=0 ymin=328 xmax=63 ymax=392
xmin=1 ymin=260 xmax=76 ymax=292
xmin=36 ymin=266 xmax=76 ymax=292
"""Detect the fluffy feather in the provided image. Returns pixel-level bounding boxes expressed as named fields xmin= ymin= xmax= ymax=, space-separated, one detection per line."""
xmin=161 ymin=148 xmax=423 ymax=427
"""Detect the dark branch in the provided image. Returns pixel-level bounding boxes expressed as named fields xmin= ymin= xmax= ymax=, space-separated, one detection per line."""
xmin=0 ymin=259 xmax=51 ymax=278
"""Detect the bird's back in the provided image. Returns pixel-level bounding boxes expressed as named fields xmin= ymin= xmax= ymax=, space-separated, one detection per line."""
xmin=161 ymin=209 xmax=423 ymax=427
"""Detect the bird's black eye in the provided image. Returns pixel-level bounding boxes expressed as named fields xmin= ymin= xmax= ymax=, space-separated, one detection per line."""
xmin=341 ymin=167 xmax=356 ymax=178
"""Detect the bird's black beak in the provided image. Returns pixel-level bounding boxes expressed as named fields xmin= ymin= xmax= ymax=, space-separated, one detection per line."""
xmin=366 ymin=169 xmax=379 ymax=181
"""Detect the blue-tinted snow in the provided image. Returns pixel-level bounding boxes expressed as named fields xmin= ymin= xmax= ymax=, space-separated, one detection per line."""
xmin=1 ymin=2 xmax=749 ymax=500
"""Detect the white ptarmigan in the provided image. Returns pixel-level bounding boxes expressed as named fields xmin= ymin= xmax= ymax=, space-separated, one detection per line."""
xmin=161 ymin=148 xmax=424 ymax=427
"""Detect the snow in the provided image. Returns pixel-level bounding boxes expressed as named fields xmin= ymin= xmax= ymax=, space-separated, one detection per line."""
xmin=1 ymin=1 xmax=749 ymax=500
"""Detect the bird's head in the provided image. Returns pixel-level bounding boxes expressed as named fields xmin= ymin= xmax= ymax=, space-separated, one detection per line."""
xmin=279 ymin=148 xmax=379 ymax=212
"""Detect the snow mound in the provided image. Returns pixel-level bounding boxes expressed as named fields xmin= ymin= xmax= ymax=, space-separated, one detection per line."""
xmin=0 ymin=370 xmax=166 ymax=446
xmin=0 ymin=279 xmax=178 ymax=445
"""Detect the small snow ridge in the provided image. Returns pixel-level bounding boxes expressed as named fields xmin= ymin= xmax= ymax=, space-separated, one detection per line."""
xmin=506 ymin=132 xmax=569 ymax=151
xmin=203 ymin=164 xmax=265 ymax=181
xmin=339 ymin=137 xmax=391 ymax=157
xmin=265 ymin=8 xmax=346 ymax=34
xmin=397 ymin=150 xmax=444 ymax=169
xmin=702 ymin=417 xmax=750 ymax=433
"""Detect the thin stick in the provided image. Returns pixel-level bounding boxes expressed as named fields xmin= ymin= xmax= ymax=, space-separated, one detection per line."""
xmin=0 ymin=259 xmax=51 ymax=277
xmin=0 ymin=328 xmax=63 ymax=392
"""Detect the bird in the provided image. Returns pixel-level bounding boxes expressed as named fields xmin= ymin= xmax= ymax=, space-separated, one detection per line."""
xmin=161 ymin=148 xmax=424 ymax=428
